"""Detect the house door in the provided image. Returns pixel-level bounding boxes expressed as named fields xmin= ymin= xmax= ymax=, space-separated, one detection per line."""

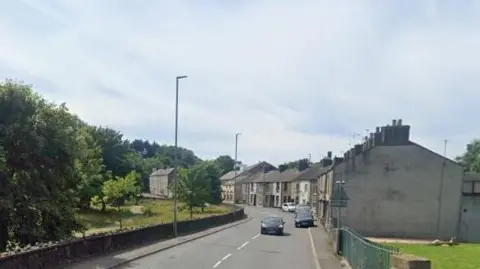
xmin=253 ymin=194 xmax=257 ymax=206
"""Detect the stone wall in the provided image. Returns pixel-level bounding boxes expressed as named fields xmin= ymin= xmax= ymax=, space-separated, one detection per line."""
xmin=0 ymin=208 xmax=244 ymax=269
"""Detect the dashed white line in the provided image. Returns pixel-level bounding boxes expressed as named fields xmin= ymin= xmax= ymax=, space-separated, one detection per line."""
xmin=237 ymin=241 xmax=249 ymax=250
xmin=222 ymin=253 xmax=232 ymax=260
xmin=252 ymin=233 xmax=260 ymax=240
xmin=213 ymin=261 xmax=222 ymax=268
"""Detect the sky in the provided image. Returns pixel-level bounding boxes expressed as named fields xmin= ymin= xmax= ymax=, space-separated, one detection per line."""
xmin=0 ymin=1 xmax=479 ymax=166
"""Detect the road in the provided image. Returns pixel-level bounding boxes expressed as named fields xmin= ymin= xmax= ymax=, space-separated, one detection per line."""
xmin=118 ymin=206 xmax=319 ymax=269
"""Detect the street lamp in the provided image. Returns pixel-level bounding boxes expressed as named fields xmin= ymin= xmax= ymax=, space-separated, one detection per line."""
xmin=233 ymin=133 xmax=241 ymax=216
xmin=173 ymin=75 xmax=187 ymax=238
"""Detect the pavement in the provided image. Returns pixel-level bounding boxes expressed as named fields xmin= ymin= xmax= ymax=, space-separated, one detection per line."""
xmin=67 ymin=206 xmax=343 ymax=269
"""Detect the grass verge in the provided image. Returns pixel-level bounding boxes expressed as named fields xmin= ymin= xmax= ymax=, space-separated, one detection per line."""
xmin=75 ymin=199 xmax=231 ymax=236
xmin=389 ymin=243 xmax=480 ymax=269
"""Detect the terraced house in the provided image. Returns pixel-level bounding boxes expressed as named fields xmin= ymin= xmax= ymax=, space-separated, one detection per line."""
xmin=220 ymin=161 xmax=276 ymax=204
xmin=317 ymin=119 xmax=480 ymax=242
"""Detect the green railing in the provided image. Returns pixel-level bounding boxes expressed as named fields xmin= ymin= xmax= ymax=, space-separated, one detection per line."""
xmin=340 ymin=227 xmax=399 ymax=269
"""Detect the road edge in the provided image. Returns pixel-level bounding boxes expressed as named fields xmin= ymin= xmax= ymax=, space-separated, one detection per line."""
xmin=308 ymin=227 xmax=322 ymax=269
xmin=107 ymin=216 xmax=253 ymax=268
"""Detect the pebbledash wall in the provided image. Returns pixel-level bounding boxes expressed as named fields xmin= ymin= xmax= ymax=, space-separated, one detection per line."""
xmin=0 ymin=208 xmax=245 ymax=269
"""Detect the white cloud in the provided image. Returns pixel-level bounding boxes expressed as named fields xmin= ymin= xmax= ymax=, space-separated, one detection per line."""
xmin=0 ymin=1 xmax=479 ymax=165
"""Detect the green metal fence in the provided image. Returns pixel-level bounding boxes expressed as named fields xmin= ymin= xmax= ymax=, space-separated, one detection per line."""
xmin=340 ymin=227 xmax=400 ymax=269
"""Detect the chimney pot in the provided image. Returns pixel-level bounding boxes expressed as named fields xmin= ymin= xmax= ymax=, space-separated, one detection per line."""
xmin=397 ymin=119 xmax=402 ymax=126
xmin=392 ymin=119 xmax=397 ymax=126
xmin=327 ymin=151 xmax=332 ymax=159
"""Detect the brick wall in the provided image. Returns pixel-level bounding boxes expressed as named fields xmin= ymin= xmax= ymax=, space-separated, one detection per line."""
xmin=0 ymin=208 xmax=244 ymax=269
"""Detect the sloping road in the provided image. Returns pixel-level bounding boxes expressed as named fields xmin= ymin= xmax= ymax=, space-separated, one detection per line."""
xmin=118 ymin=206 xmax=319 ymax=269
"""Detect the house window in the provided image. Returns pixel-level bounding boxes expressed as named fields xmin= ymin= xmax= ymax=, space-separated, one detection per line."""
xmin=276 ymin=182 xmax=280 ymax=192
xmin=296 ymin=183 xmax=300 ymax=191
xmin=275 ymin=196 xmax=279 ymax=206
xmin=474 ymin=182 xmax=480 ymax=194
xmin=304 ymin=184 xmax=308 ymax=192
xmin=283 ymin=182 xmax=287 ymax=191
xmin=283 ymin=196 xmax=287 ymax=203
xmin=463 ymin=181 xmax=474 ymax=194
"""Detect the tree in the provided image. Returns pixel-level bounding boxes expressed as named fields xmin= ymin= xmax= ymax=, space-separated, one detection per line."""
xmin=456 ymin=139 xmax=480 ymax=172
xmin=173 ymin=165 xmax=211 ymax=218
xmin=278 ymin=158 xmax=311 ymax=172
xmin=200 ymin=161 xmax=223 ymax=205
xmin=75 ymin=126 xmax=107 ymax=209
xmin=0 ymin=78 xmax=207 ymax=250
xmin=0 ymin=80 xmax=80 ymax=249
xmin=213 ymin=155 xmax=236 ymax=174
xmin=91 ymin=127 xmax=132 ymax=178
xmin=102 ymin=171 xmax=141 ymax=228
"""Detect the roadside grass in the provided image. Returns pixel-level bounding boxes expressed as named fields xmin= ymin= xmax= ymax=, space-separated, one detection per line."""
xmin=388 ymin=243 xmax=480 ymax=269
xmin=75 ymin=199 xmax=230 ymax=237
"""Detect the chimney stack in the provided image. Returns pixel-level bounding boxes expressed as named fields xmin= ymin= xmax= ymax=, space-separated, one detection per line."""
xmin=327 ymin=151 xmax=332 ymax=159
xmin=392 ymin=119 xmax=397 ymax=126
xmin=376 ymin=127 xmax=380 ymax=133
xmin=397 ymin=119 xmax=402 ymax=126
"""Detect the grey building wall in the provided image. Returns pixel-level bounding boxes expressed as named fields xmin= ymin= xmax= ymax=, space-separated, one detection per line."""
xmin=335 ymin=144 xmax=463 ymax=240
xmin=458 ymin=196 xmax=480 ymax=242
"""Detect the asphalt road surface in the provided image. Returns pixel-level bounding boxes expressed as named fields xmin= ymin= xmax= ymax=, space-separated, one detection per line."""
xmin=118 ymin=206 xmax=319 ymax=269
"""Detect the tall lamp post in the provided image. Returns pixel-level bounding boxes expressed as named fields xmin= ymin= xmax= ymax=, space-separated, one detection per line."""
xmin=173 ymin=75 xmax=187 ymax=238
xmin=233 ymin=133 xmax=241 ymax=215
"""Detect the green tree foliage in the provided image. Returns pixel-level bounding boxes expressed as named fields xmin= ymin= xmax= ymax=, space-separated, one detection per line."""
xmin=0 ymin=80 xmax=202 ymax=251
xmin=174 ymin=166 xmax=210 ymax=218
xmin=102 ymin=171 xmax=141 ymax=207
xmin=278 ymin=158 xmax=311 ymax=172
xmin=200 ymin=161 xmax=223 ymax=205
xmin=456 ymin=139 xmax=480 ymax=172
xmin=0 ymin=80 xmax=80 ymax=249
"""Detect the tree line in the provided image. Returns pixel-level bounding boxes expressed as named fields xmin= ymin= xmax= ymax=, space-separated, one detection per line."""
xmin=0 ymin=80 xmax=238 ymax=251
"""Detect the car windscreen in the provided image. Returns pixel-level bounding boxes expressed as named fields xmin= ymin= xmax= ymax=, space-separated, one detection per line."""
xmin=296 ymin=213 xmax=313 ymax=219
xmin=263 ymin=217 xmax=282 ymax=224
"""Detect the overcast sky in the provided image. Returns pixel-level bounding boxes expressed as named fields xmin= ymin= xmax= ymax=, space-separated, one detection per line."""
xmin=0 ymin=0 xmax=479 ymax=165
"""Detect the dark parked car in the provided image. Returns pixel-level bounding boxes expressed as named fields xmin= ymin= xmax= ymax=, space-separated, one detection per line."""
xmin=260 ymin=216 xmax=285 ymax=235
xmin=294 ymin=212 xmax=314 ymax=228
xmin=295 ymin=205 xmax=311 ymax=214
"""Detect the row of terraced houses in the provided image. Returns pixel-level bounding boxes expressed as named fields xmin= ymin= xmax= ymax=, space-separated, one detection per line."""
xmin=219 ymin=119 xmax=480 ymax=243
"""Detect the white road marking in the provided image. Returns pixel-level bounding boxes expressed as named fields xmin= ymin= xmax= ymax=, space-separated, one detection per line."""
xmin=222 ymin=253 xmax=232 ymax=260
xmin=252 ymin=233 xmax=260 ymax=240
xmin=213 ymin=261 xmax=222 ymax=268
xmin=237 ymin=241 xmax=249 ymax=250
xmin=308 ymin=228 xmax=322 ymax=269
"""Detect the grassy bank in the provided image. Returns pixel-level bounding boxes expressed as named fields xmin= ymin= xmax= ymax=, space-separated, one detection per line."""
xmin=75 ymin=199 xmax=231 ymax=236
xmin=389 ymin=243 xmax=480 ymax=269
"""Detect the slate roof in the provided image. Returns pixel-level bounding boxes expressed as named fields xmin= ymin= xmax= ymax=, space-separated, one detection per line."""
xmin=220 ymin=170 xmax=238 ymax=181
xmin=150 ymin=168 xmax=176 ymax=177
xmin=292 ymin=163 xmax=330 ymax=181
xmin=278 ymin=169 xmax=302 ymax=182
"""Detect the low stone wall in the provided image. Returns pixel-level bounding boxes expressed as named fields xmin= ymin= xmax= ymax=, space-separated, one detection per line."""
xmin=0 ymin=208 xmax=244 ymax=269
xmin=391 ymin=254 xmax=431 ymax=269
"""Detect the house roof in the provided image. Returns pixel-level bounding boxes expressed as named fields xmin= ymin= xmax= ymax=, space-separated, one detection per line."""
xmin=256 ymin=170 xmax=282 ymax=183
xmin=233 ymin=161 xmax=277 ymax=184
xmin=278 ymin=169 xmax=302 ymax=182
xmin=238 ymin=172 xmax=263 ymax=183
xmin=150 ymin=168 xmax=176 ymax=177
xmin=220 ymin=170 xmax=238 ymax=181
xmin=293 ymin=163 xmax=330 ymax=181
